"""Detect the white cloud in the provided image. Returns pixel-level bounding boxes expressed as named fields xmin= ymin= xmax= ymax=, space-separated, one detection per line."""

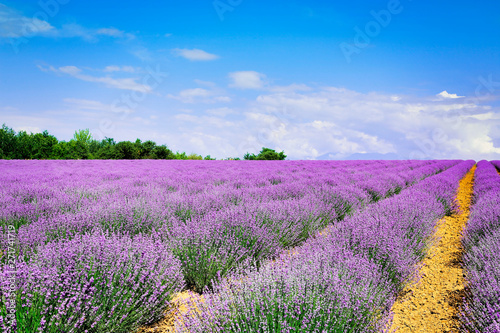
xmin=268 ymin=83 xmax=312 ymax=93
xmin=233 ymin=86 xmax=500 ymax=159
xmin=436 ymin=90 xmax=465 ymax=99
xmin=174 ymin=113 xmax=236 ymax=130
xmin=64 ymin=98 xmax=133 ymax=114
xmin=40 ymin=65 xmax=152 ymax=93
xmin=0 ymin=106 xmax=18 ymax=112
xmin=169 ymin=88 xmax=211 ymax=102
xmin=167 ymin=88 xmax=231 ymax=104
xmin=103 ymin=65 xmax=137 ymax=73
xmin=84 ymin=76 xmax=151 ymax=93
xmin=132 ymin=116 xmax=151 ymax=125
xmin=172 ymin=48 xmax=219 ymax=61
xmin=131 ymin=47 xmax=152 ymax=61
xmin=0 ymin=5 xmax=134 ymax=42
xmin=174 ymin=114 xmax=199 ymax=122
xmin=0 ymin=4 xmax=54 ymax=38
xmin=229 ymin=71 xmax=267 ymax=90
xmin=56 ymin=23 xmax=97 ymax=41
xmin=167 ymin=81 xmax=231 ymax=104
xmin=96 ymin=27 xmax=135 ymax=40
xmin=59 ymin=66 xmax=82 ymax=76
xmin=466 ymin=112 xmax=500 ymax=121
xmin=215 ymin=96 xmax=231 ymax=102
xmin=194 ymin=79 xmax=217 ymax=88
xmin=97 ymin=28 xmax=122 ymax=37
xmin=205 ymin=107 xmax=235 ymax=117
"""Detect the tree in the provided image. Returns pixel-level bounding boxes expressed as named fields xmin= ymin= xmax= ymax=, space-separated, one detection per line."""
xmin=52 ymin=141 xmax=72 ymax=159
xmin=244 ymin=147 xmax=286 ymax=160
xmin=153 ymin=145 xmax=174 ymax=159
xmin=0 ymin=124 xmax=17 ymax=159
xmin=103 ymin=137 xmax=116 ymax=146
xmin=68 ymin=140 xmax=91 ymax=159
xmin=113 ymin=141 xmax=140 ymax=159
xmin=94 ymin=145 xmax=115 ymax=159
xmin=243 ymin=152 xmax=256 ymax=160
xmin=140 ymin=140 xmax=157 ymax=159
xmin=69 ymin=129 xmax=93 ymax=159
xmin=174 ymin=151 xmax=188 ymax=160
xmin=73 ymin=129 xmax=92 ymax=144
xmin=257 ymin=147 xmax=286 ymax=160
xmin=187 ymin=153 xmax=203 ymax=160
xmin=93 ymin=137 xmax=117 ymax=159
xmin=14 ymin=131 xmax=34 ymax=159
xmin=31 ymin=131 xmax=58 ymax=159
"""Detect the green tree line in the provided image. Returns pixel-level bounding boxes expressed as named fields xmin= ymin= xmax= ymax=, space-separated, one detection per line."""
xmin=0 ymin=124 xmax=286 ymax=160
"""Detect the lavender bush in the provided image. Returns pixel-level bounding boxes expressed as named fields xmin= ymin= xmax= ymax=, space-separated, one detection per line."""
xmin=461 ymin=160 xmax=500 ymax=332
xmin=182 ymin=246 xmax=391 ymax=333
xmin=0 ymin=231 xmax=184 ymax=333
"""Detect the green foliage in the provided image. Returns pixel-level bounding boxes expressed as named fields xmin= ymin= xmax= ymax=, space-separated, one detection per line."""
xmin=0 ymin=125 xmax=58 ymax=159
xmin=73 ymin=128 xmax=92 ymax=144
xmin=113 ymin=141 xmax=140 ymax=159
xmin=31 ymin=131 xmax=58 ymax=159
xmin=0 ymin=123 xmax=280 ymax=161
xmin=244 ymin=147 xmax=287 ymax=160
xmin=69 ymin=140 xmax=91 ymax=159
xmin=174 ymin=151 xmax=188 ymax=160
xmin=152 ymin=145 xmax=174 ymax=159
xmin=139 ymin=140 xmax=156 ymax=158
xmin=187 ymin=153 xmax=203 ymax=160
xmin=0 ymin=124 xmax=16 ymax=158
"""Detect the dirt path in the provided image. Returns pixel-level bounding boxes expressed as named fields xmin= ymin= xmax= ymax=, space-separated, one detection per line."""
xmin=135 ymin=291 xmax=203 ymax=333
xmin=387 ymin=165 xmax=476 ymax=332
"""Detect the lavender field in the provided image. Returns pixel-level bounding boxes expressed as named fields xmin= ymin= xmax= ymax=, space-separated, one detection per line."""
xmin=0 ymin=160 xmax=498 ymax=332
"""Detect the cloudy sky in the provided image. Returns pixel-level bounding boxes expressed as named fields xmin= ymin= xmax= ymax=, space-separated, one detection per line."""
xmin=1 ymin=0 xmax=500 ymax=160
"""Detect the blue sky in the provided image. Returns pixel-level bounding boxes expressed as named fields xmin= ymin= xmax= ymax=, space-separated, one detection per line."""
xmin=1 ymin=0 xmax=500 ymax=159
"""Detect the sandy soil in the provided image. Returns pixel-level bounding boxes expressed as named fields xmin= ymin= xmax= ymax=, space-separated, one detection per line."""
xmin=386 ymin=165 xmax=476 ymax=332
xmin=135 ymin=290 xmax=203 ymax=333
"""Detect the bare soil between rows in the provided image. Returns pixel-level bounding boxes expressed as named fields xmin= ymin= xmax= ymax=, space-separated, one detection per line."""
xmin=387 ymin=165 xmax=476 ymax=332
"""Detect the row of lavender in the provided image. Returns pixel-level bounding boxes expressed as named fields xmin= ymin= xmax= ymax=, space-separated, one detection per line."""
xmin=0 ymin=160 xmax=458 ymax=332
xmin=180 ymin=160 xmax=475 ymax=333
xmin=460 ymin=160 xmax=500 ymax=332
xmin=1 ymin=159 xmax=451 ymax=228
